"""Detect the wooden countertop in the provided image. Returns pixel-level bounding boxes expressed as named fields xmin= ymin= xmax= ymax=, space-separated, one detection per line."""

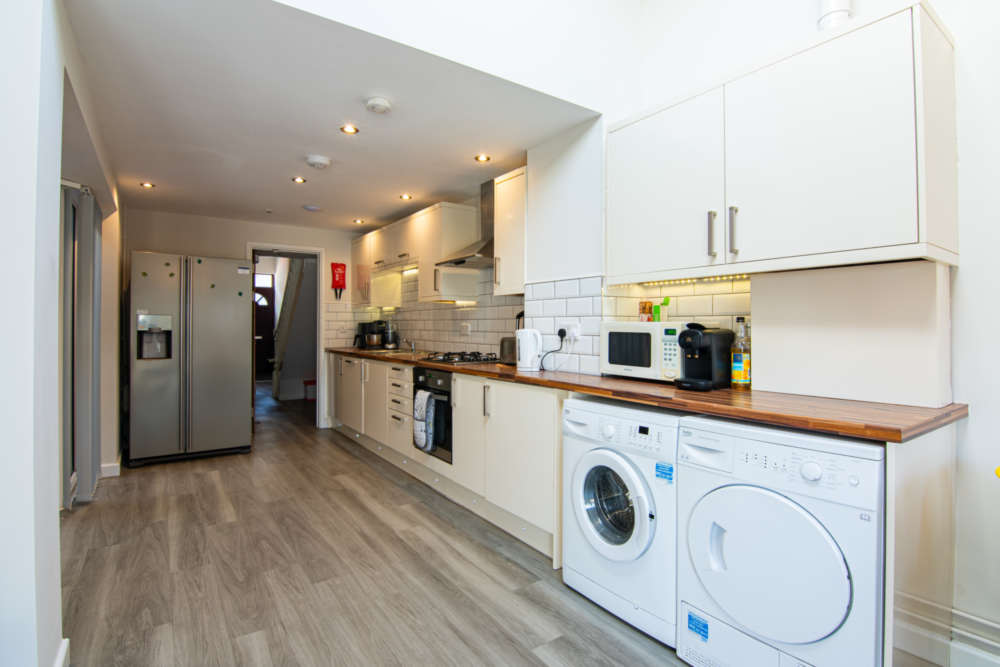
xmin=326 ymin=348 xmax=967 ymax=443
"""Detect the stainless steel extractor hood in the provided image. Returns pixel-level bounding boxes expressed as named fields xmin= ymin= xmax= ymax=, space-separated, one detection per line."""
xmin=436 ymin=180 xmax=495 ymax=269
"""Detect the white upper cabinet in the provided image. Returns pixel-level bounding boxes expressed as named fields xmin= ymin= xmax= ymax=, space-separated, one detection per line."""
xmin=605 ymin=5 xmax=957 ymax=284
xmin=606 ymin=88 xmax=726 ymax=276
xmin=493 ymin=167 xmax=527 ymax=295
xmin=414 ymin=203 xmax=480 ymax=302
xmin=350 ymin=235 xmax=371 ymax=306
xmin=724 ymin=11 xmax=917 ymax=263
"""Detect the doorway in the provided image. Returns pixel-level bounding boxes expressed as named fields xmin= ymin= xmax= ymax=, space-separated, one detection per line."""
xmin=61 ymin=184 xmax=102 ymax=507
xmin=251 ymin=249 xmax=319 ymax=428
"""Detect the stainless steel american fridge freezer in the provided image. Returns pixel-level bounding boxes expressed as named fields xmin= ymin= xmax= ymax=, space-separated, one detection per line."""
xmin=128 ymin=251 xmax=253 ymax=463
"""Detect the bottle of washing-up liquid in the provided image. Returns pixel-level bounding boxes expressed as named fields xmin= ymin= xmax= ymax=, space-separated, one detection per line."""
xmin=731 ymin=316 xmax=751 ymax=390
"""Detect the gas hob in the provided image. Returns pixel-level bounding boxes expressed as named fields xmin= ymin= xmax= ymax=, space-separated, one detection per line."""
xmin=422 ymin=351 xmax=500 ymax=365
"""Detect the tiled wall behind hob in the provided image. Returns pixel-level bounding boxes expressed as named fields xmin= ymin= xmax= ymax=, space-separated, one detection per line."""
xmin=347 ymin=268 xmax=524 ymax=354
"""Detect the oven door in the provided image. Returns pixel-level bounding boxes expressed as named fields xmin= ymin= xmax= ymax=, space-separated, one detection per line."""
xmin=600 ymin=323 xmax=658 ymax=379
xmin=415 ymin=392 xmax=453 ymax=464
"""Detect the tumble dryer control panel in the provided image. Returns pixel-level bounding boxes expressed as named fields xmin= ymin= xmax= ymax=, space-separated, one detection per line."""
xmin=678 ymin=428 xmax=883 ymax=511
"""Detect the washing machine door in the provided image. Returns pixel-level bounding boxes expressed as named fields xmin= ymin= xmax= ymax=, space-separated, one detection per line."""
xmin=687 ymin=484 xmax=852 ymax=645
xmin=572 ymin=448 xmax=655 ymax=562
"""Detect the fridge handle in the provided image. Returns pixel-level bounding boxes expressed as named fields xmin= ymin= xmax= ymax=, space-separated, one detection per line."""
xmin=185 ymin=257 xmax=193 ymax=452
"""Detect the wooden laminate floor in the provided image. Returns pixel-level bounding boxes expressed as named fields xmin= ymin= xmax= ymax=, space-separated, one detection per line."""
xmin=61 ymin=388 xmax=684 ymax=666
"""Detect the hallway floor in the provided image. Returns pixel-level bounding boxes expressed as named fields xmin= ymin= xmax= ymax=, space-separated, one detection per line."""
xmin=60 ymin=391 xmax=681 ymax=666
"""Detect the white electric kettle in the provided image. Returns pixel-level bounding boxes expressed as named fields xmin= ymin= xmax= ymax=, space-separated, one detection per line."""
xmin=516 ymin=328 xmax=543 ymax=371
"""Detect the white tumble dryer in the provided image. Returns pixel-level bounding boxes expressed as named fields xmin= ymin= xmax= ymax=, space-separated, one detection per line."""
xmin=676 ymin=416 xmax=886 ymax=667
xmin=562 ymin=397 xmax=682 ymax=647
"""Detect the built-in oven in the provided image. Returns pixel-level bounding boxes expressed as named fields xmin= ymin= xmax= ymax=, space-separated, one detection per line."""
xmin=413 ymin=367 xmax=452 ymax=463
xmin=600 ymin=320 xmax=688 ymax=382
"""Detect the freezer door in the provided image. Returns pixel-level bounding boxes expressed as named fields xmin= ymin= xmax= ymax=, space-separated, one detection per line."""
xmin=129 ymin=251 xmax=183 ymax=459
xmin=188 ymin=256 xmax=253 ymax=452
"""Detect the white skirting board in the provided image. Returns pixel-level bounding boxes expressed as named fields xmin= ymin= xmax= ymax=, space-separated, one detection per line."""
xmin=100 ymin=459 xmax=120 ymax=478
xmin=53 ymin=638 xmax=69 ymax=667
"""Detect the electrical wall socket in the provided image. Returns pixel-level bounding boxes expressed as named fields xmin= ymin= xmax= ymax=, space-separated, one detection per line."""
xmin=460 ymin=322 xmax=472 ymax=335
xmin=559 ymin=323 xmax=581 ymax=340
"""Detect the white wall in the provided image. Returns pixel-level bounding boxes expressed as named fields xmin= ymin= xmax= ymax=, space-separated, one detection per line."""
xmin=100 ymin=208 xmax=121 ymax=471
xmin=126 ymin=209 xmax=353 ymax=427
xmin=526 ymin=118 xmax=605 ymax=283
xmin=634 ymin=0 xmax=1000 ymax=641
xmin=275 ymin=0 xmax=642 ymax=122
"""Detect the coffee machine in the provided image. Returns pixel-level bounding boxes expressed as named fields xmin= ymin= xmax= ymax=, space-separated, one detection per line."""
xmin=354 ymin=320 xmax=387 ymax=349
xmin=675 ymin=323 xmax=735 ymax=391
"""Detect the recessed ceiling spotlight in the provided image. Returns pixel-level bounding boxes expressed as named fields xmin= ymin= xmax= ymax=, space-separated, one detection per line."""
xmin=305 ymin=154 xmax=331 ymax=169
xmin=340 ymin=123 xmax=359 ymax=135
xmin=140 ymin=181 xmax=155 ymax=188
xmin=399 ymin=193 xmax=412 ymax=200
xmin=353 ymin=218 xmax=365 ymax=224
xmin=303 ymin=205 xmax=322 ymax=212
xmin=474 ymin=154 xmax=491 ymax=163
xmin=291 ymin=176 xmax=307 ymax=184
xmin=365 ymin=97 xmax=392 ymax=114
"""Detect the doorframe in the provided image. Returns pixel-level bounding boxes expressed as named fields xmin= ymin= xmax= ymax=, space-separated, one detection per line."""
xmin=246 ymin=242 xmax=326 ymax=428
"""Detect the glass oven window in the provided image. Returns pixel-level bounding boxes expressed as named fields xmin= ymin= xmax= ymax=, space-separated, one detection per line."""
xmin=608 ymin=332 xmax=652 ymax=368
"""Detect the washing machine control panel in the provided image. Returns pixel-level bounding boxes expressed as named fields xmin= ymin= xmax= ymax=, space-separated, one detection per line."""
xmin=679 ymin=429 xmax=882 ymax=510
xmin=564 ymin=404 xmax=679 ymax=459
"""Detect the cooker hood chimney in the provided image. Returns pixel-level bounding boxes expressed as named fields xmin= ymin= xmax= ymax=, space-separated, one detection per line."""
xmin=435 ymin=180 xmax=495 ymax=269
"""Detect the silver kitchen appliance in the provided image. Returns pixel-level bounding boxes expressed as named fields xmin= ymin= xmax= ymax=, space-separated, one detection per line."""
xmin=128 ymin=251 xmax=252 ymax=464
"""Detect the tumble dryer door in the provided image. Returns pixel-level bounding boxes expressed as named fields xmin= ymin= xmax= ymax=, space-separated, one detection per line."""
xmin=687 ymin=484 xmax=852 ymax=645
xmin=572 ymin=448 xmax=655 ymax=562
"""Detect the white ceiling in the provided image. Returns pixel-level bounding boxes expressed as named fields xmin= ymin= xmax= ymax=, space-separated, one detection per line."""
xmin=64 ymin=0 xmax=597 ymax=231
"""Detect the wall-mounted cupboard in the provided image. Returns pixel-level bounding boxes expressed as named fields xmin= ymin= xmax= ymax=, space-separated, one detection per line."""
xmin=606 ymin=5 xmax=957 ymax=285
xmin=492 ymin=167 xmax=527 ymax=296
xmin=352 ymin=202 xmax=482 ymax=306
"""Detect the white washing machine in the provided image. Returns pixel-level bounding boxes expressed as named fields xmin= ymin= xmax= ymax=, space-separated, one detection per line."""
xmin=675 ymin=416 xmax=885 ymax=667
xmin=562 ymin=397 xmax=681 ymax=647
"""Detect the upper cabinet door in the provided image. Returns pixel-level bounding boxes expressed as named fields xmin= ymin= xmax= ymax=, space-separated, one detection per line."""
xmin=350 ymin=236 xmax=370 ymax=306
xmin=369 ymin=229 xmax=387 ymax=268
xmin=493 ymin=168 xmax=526 ymax=295
xmin=724 ymin=11 xmax=918 ymax=263
xmin=606 ymin=88 xmax=726 ymax=279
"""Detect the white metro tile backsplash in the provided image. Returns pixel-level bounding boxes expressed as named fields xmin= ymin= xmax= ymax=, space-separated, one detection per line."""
xmin=525 ymin=276 xmax=752 ymax=375
xmin=352 ymin=268 xmax=524 ymax=354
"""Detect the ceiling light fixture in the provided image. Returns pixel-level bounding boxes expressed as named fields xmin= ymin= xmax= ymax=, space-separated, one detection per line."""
xmin=340 ymin=123 xmax=359 ymax=135
xmin=140 ymin=181 xmax=155 ymax=189
xmin=399 ymin=193 xmax=412 ymax=200
xmin=474 ymin=154 xmax=491 ymax=163
xmin=353 ymin=218 xmax=365 ymax=225
xmin=303 ymin=205 xmax=322 ymax=212
xmin=292 ymin=176 xmax=307 ymax=184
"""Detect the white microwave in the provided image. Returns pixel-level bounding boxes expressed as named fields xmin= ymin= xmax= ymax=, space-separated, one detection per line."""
xmin=599 ymin=320 xmax=687 ymax=382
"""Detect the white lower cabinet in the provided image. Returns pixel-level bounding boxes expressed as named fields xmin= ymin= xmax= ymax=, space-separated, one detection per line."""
xmin=362 ymin=360 xmax=389 ymax=444
xmin=335 ymin=356 xmax=364 ymax=433
xmin=482 ymin=380 xmax=561 ymax=533
xmin=386 ymin=409 xmax=413 ymax=455
xmin=450 ymin=374 xmax=488 ymax=495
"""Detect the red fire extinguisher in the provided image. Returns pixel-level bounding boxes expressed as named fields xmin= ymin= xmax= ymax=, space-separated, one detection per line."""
xmin=331 ymin=262 xmax=346 ymax=299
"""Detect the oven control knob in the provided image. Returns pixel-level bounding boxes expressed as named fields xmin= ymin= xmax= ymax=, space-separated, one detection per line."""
xmin=800 ymin=461 xmax=823 ymax=482
xmin=602 ymin=424 xmax=617 ymax=440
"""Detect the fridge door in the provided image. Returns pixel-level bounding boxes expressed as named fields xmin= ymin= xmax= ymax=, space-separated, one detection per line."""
xmin=129 ymin=251 xmax=183 ymax=459
xmin=187 ymin=256 xmax=253 ymax=452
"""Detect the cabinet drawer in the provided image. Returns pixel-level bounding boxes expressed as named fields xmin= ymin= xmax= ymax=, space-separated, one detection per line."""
xmin=388 ymin=394 xmax=411 ymax=415
xmin=387 ymin=409 xmax=413 ymax=454
xmin=388 ymin=365 xmax=411 ymax=381
xmin=388 ymin=379 xmax=413 ymax=399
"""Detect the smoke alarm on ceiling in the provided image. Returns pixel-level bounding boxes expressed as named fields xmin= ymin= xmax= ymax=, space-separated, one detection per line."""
xmin=305 ymin=154 xmax=331 ymax=169
xmin=302 ymin=204 xmax=322 ymax=212
xmin=365 ymin=96 xmax=392 ymax=114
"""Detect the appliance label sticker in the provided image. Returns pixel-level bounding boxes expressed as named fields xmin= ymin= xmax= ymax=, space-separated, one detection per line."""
xmin=688 ymin=612 xmax=709 ymax=642
xmin=655 ymin=462 xmax=674 ymax=483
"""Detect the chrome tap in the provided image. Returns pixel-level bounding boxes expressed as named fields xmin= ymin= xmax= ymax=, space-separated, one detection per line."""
xmin=402 ymin=338 xmax=416 ymax=354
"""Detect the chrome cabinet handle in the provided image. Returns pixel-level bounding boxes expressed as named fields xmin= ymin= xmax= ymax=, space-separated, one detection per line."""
xmin=397 ymin=252 xmax=408 ymax=259
xmin=374 ymin=259 xmax=385 ymax=265
xmin=391 ymin=414 xmax=402 ymax=422
xmin=433 ymin=268 xmax=440 ymax=292
xmin=494 ymin=257 xmax=501 ymax=286
xmin=391 ymin=398 xmax=401 ymax=405
xmin=483 ymin=385 xmax=490 ymax=417
xmin=728 ymin=206 xmax=739 ymax=255
xmin=707 ymin=210 xmax=718 ymax=257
